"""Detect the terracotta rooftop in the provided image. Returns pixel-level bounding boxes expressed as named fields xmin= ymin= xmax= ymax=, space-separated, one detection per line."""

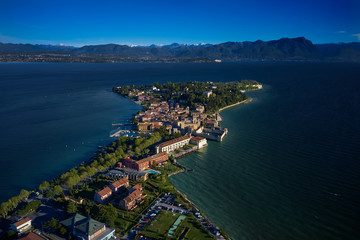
xmin=13 ymin=217 xmax=31 ymax=227
xmin=192 ymin=136 xmax=206 ymax=141
xmin=132 ymin=184 xmax=142 ymax=191
xmin=158 ymin=135 xmax=192 ymax=148
xmin=123 ymin=156 xmax=135 ymax=162
xmin=206 ymin=120 xmax=217 ymax=124
xmin=111 ymin=178 xmax=129 ymax=189
xmin=137 ymin=152 xmax=168 ymax=164
xmin=124 ymin=189 xmax=142 ymax=203
xmin=18 ymin=232 xmax=46 ymax=240
xmin=97 ymin=186 xmax=112 ymax=197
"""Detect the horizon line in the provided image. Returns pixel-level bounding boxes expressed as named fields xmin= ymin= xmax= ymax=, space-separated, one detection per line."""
xmin=1 ymin=36 xmax=359 ymax=48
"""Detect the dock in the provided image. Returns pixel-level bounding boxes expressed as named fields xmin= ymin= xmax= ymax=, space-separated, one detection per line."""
xmin=112 ymin=123 xmax=133 ymax=126
xmin=109 ymin=129 xmax=130 ymax=138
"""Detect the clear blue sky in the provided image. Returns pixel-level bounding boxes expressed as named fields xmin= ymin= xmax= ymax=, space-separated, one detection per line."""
xmin=0 ymin=0 xmax=359 ymax=46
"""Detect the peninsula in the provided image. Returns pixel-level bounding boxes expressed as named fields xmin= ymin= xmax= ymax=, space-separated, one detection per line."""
xmin=0 ymin=80 xmax=261 ymax=240
xmin=113 ymin=80 xmax=261 ymax=141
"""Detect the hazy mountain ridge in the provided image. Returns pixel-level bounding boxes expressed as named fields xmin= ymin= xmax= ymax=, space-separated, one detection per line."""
xmin=1 ymin=37 xmax=359 ymax=62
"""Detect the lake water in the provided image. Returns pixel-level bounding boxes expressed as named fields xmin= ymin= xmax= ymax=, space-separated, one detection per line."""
xmin=1 ymin=62 xmax=360 ymax=239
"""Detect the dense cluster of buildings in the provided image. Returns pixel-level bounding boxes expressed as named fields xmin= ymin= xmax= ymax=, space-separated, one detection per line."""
xmin=94 ymin=178 xmax=129 ymax=203
xmin=94 ymin=177 xmax=144 ymax=210
xmin=124 ymin=87 xmax=219 ymax=134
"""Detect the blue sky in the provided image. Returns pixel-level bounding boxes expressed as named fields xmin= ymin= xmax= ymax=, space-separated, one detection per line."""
xmin=0 ymin=0 xmax=359 ymax=46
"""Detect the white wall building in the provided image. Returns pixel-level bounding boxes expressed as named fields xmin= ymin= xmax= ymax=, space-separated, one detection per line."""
xmin=156 ymin=135 xmax=192 ymax=153
xmin=11 ymin=217 xmax=32 ymax=234
xmin=190 ymin=136 xmax=208 ymax=149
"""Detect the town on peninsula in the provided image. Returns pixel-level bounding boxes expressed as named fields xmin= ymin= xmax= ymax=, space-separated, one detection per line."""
xmin=0 ymin=80 xmax=262 ymax=240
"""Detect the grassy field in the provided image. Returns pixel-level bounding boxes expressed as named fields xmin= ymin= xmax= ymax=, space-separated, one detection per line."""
xmin=140 ymin=210 xmax=180 ymax=239
xmin=139 ymin=210 xmax=215 ymax=240
xmin=178 ymin=214 xmax=215 ymax=240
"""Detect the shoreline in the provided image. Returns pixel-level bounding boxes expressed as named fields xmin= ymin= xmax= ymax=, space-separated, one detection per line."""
xmin=218 ymin=98 xmax=252 ymax=113
xmin=215 ymin=98 xmax=252 ymax=122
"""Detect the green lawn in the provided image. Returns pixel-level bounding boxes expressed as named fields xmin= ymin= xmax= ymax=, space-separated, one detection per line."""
xmin=139 ymin=210 xmax=180 ymax=239
xmin=114 ymin=217 xmax=137 ymax=235
xmin=139 ymin=210 xmax=214 ymax=240
xmin=179 ymin=214 xmax=215 ymax=240
xmin=155 ymin=163 xmax=182 ymax=175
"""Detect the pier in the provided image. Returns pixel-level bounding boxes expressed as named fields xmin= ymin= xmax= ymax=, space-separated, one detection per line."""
xmin=111 ymin=123 xmax=133 ymax=126
xmin=109 ymin=129 xmax=130 ymax=137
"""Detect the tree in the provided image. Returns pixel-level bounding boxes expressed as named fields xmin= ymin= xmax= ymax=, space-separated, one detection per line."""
xmin=17 ymin=200 xmax=41 ymax=216
xmin=46 ymin=185 xmax=63 ymax=198
xmin=168 ymin=155 xmax=175 ymax=164
xmin=39 ymin=181 xmax=50 ymax=192
xmin=53 ymin=185 xmax=63 ymax=195
xmin=43 ymin=218 xmax=67 ymax=236
xmin=0 ymin=202 xmax=10 ymax=218
xmin=95 ymin=204 xmax=117 ymax=228
xmin=66 ymin=201 xmax=77 ymax=215
xmin=64 ymin=174 xmax=81 ymax=187
xmin=19 ymin=189 xmax=30 ymax=200
xmin=157 ymin=126 xmax=169 ymax=137
xmin=134 ymin=147 xmax=141 ymax=154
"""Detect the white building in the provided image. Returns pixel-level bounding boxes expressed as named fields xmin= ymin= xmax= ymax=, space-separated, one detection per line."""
xmin=190 ymin=136 xmax=208 ymax=149
xmin=11 ymin=217 xmax=32 ymax=234
xmin=203 ymin=90 xmax=213 ymax=97
xmin=156 ymin=135 xmax=192 ymax=153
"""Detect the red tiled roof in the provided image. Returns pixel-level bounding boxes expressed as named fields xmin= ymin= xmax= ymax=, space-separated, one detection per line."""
xmin=111 ymin=178 xmax=129 ymax=189
xmin=13 ymin=217 xmax=31 ymax=227
xmin=97 ymin=186 xmax=112 ymax=197
xmin=158 ymin=135 xmax=191 ymax=148
xmin=206 ymin=120 xmax=217 ymax=124
xmin=191 ymin=136 xmax=205 ymax=141
xmin=19 ymin=232 xmax=46 ymax=240
xmin=123 ymin=156 xmax=135 ymax=162
xmin=137 ymin=152 xmax=168 ymax=164
xmin=124 ymin=189 xmax=142 ymax=203
xmin=137 ymin=152 xmax=167 ymax=164
xmin=132 ymin=184 xmax=142 ymax=190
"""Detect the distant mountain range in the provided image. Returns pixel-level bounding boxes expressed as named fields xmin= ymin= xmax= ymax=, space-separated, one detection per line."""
xmin=1 ymin=37 xmax=359 ymax=62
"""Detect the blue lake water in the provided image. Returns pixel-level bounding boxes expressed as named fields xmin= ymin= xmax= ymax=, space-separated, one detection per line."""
xmin=0 ymin=62 xmax=359 ymax=239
